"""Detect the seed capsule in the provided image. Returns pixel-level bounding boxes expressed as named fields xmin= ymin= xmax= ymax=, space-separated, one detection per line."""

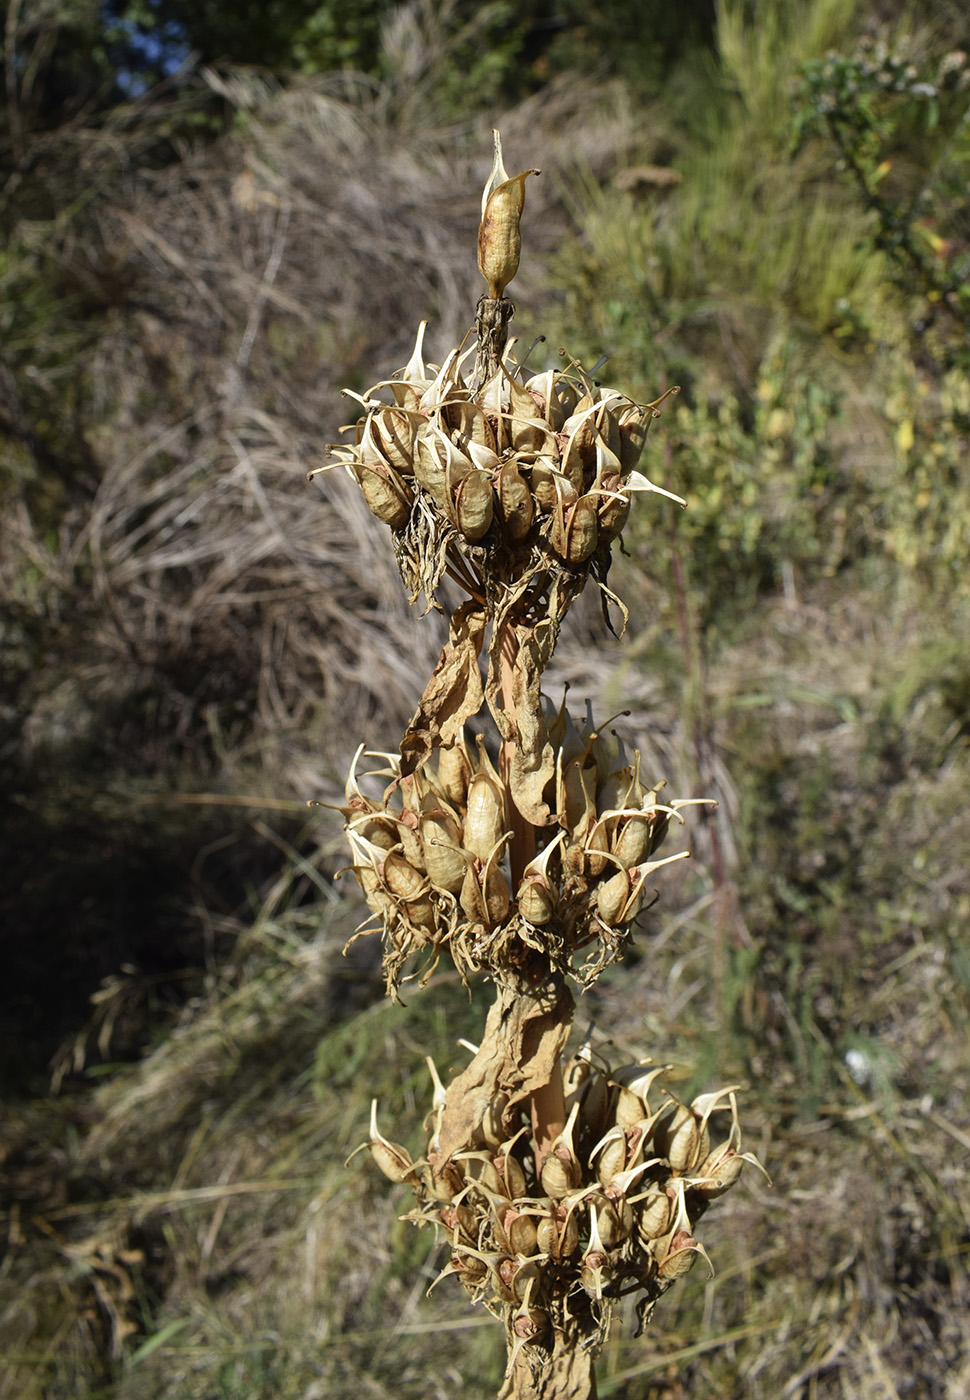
xmin=359 ymin=1100 xmax=419 ymax=1184
xmin=464 ymin=740 xmax=508 ymax=860
xmin=503 ymin=1207 xmax=539 ymax=1257
xmin=515 ymin=831 xmax=564 ymax=926
xmin=453 ymin=466 xmax=494 ymax=541
xmin=540 ymin=1103 xmax=582 ymax=1199
xmin=496 ymin=460 xmax=535 ymax=542
xmin=635 ymin=1184 xmax=675 ymax=1242
xmin=477 ymin=129 xmax=540 ymax=301
xmin=419 ymin=802 xmax=466 ymax=895
xmin=350 ymin=459 xmax=412 ymax=529
xmin=530 ymin=459 xmax=574 ymax=513
xmin=436 ymin=739 xmax=472 ymax=810
xmin=373 ymin=405 xmax=421 ymax=473
xmin=551 ymin=494 xmax=599 ymax=564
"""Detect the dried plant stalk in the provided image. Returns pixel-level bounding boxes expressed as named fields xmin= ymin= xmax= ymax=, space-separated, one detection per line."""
xmin=322 ymin=131 xmax=765 ymax=1400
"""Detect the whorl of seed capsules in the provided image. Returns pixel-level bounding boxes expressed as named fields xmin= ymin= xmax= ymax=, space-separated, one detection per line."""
xmin=310 ymin=320 xmax=682 ymax=618
xmin=364 ymin=1043 xmax=768 ymax=1370
xmin=340 ymin=703 xmax=713 ymax=996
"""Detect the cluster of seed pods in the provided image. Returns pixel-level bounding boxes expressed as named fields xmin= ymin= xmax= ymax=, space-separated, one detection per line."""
xmin=313 ymin=321 xmax=682 ymax=604
xmin=360 ymin=1043 xmax=767 ymax=1365
xmin=341 ymin=702 xmax=709 ymax=993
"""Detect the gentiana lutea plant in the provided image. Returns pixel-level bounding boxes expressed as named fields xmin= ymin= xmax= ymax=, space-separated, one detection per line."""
xmin=314 ymin=132 xmax=767 ymax=1400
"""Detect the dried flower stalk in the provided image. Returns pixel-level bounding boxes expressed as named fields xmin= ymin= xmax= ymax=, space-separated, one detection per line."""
xmin=318 ymin=131 xmax=765 ymax=1400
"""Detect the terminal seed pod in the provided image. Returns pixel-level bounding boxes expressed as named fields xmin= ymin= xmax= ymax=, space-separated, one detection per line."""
xmin=478 ymin=130 xmax=540 ymax=300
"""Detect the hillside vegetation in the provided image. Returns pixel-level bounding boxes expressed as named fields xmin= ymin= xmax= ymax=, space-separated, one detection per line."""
xmin=2 ymin=2 xmax=969 ymax=1398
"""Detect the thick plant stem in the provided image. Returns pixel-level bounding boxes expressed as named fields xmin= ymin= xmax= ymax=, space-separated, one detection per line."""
xmin=499 ymin=1329 xmax=598 ymax=1400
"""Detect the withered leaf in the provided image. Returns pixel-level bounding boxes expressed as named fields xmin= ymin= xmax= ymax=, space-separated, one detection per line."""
xmin=435 ymin=977 xmax=574 ymax=1165
xmin=400 ymin=601 xmax=486 ymax=776
xmin=485 ymin=615 xmax=556 ymax=828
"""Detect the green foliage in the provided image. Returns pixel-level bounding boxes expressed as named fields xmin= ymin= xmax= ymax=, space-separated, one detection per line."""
xmin=881 ymin=361 xmax=970 ymax=598
xmin=656 ymin=339 xmax=857 ymax=629
xmin=794 ymin=36 xmax=970 ymax=361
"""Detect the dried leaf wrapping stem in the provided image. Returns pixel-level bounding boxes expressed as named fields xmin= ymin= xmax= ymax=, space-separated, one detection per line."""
xmin=434 ymin=973 xmax=573 ymax=1166
xmin=498 ymin=1337 xmax=598 ymax=1400
xmin=487 ymin=612 xmax=556 ymax=829
xmin=400 ymin=600 xmax=486 ymax=775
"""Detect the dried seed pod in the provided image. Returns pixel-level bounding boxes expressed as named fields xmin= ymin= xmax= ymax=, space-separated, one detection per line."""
xmin=453 ymin=466 xmax=494 ymax=541
xmin=559 ymin=750 xmax=597 ymax=849
xmin=495 ymin=460 xmax=535 ymax=542
xmin=596 ymin=749 xmax=645 ymax=814
xmin=585 ymin=1193 xmax=625 ymax=1250
xmin=551 ymin=493 xmax=599 ymax=564
xmin=529 ymin=458 xmax=575 ymax=513
xmin=524 ymin=368 xmax=565 ymax=431
xmin=436 ymin=738 xmax=472 ymax=810
xmin=503 ymin=1207 xmax=539 ymax=1257
xmin=653 ymin=1102 xmax=707 ymax=1175
xmin=596 ymin=472 xmax=631 ymax=541
xmin=346 ymin=458 xmax=412 ymax=529
xmin=612 ymin=1064 xmax=671 ymax=1128
xmin=590 ymin=1126 xmax=626 ymax=1188
xmin=419 ymin=801 xmax=466 ymax=895
xmin=446 ymin=399 xmax=497 ymax=455
xmin=480 ymin=1093 xmax=510 ymax=1150
xmin=477 ymin=129 xmax=540 ymax=300
xmin=633 ymin=1184 xmax=673 ymax=1242
xmin=426 ymin=1148 xmax=466 ymax=1203
xmin=456 ymin=1150 xmax=505 ymax=1197
xmin=656 ymin=1229 xmax=711 ymax=1281
xmin=691 ymin=1146 xmax=745 ymax=1198
xmin=515 ymin=831 xmax=564 ymax=925
xmin=491 ymin=1125 xmax=531 ymax=1198
xmin=511 ymin=1302 xmax=549 ymax=1342
xmin=438 ymin=1203 xmax=479 ymax=1245
xmin=464 ymin=740 xmax=508 ymax=860
xmin=414 ymin=423 xmax=464 ymax=506
xmin=655 ymin=1085 xmax=740 ymax=1174
xmin=373 ymin=405 xmax=421 ymax=473
xmin=616 ymin=402 xmax=650 ymax=473
xmin=595 ymin=865 xmax=633 ymax=926
xmin=540 ymin=1103 xmax=583 ymax=1199
xmin=536 ymin=1202 xmax=580 ymax=1260
xmin=579 ymin=1208 xmax=613 ymax=1300
xmin=404 ymin=892 xmax=438 ymax=936
xmin=354 ymin=1100 xmax=419 ymax=1184
xmin=381 ymin=848 xmax=429 ymax=903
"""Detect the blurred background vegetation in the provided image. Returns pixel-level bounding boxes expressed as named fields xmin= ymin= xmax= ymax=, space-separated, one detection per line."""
xmin=2 ymin=1 xmax=969 ymax=1396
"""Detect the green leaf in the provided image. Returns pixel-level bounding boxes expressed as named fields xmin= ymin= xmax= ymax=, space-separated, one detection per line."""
xmin=129 ymin=1318 xmax=190 ymax=1365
